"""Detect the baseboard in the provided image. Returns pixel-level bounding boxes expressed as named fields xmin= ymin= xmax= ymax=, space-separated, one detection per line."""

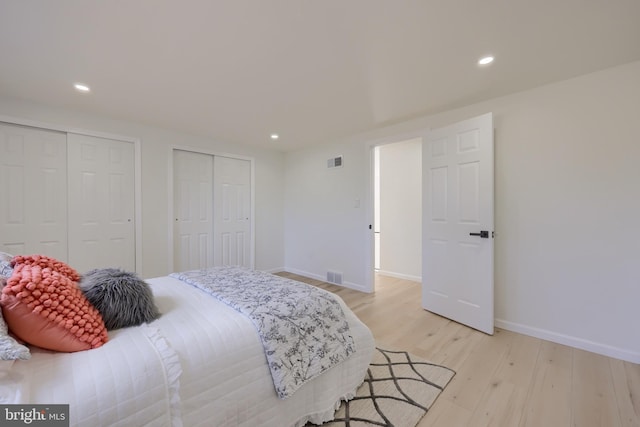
xmin=376 ymin=270 xmax=421 ymax=283
xmin=495 ymin=318 xmax=640 ymax=364
xmin=283 ymin=267 xmax=368 ymax=292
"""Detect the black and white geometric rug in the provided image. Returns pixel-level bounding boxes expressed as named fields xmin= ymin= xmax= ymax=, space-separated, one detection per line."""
xmin=319 ymin=348 xmax=456 ymax=427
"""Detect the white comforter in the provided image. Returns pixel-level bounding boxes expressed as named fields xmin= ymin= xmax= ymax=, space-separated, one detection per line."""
xmin=1 ymin=275 xmax=375 ymax=427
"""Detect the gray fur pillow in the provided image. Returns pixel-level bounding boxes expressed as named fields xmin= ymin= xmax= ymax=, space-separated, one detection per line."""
xmin=80 ymin=268 xmax=160 ymax=331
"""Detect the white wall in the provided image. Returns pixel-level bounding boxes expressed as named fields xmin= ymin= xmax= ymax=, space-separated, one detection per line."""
xmin=378 ymin=139 xmax=421 ymax=281
xmin=284 ymin=143 xmax=369 ymax=289
xmin=284 ymin=60 xmax=640 ymax=363
xmin=0 ymin=97 xmax=285 ymax=278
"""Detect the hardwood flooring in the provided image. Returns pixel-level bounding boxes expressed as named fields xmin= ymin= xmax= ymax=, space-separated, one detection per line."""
xmin=276 ymin=271 xmax=640 ymax=427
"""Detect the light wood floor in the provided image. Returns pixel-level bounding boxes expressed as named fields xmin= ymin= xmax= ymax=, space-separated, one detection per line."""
xmin=276 ymin=271 xmax=640 ymax=427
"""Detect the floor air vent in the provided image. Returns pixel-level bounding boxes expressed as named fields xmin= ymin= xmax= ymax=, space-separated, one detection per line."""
xmin=327 ymin=271 xmax=343 ymax=285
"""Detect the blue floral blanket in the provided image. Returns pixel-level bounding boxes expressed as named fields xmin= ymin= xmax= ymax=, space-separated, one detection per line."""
xmin=170 ymin=267 xmax=356 ymax=399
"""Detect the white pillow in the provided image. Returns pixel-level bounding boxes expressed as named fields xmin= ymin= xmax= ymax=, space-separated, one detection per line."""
xmin=0 ymin=252 xmax=13 ymax=279
xmin=0 ymin=262 xmax=12 ymax=279
xmin=0 ymin=305 xmax=30 ymax=361
xmin=0 ymin=252 xmax=30 ymax=360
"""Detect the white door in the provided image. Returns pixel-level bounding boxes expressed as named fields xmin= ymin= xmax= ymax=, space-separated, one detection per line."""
xmin=213 ymin=156 xmax=251 ymax=267
xmin=67 ymin=134 xmax=135 ymax=273
xmin=173 ymin=150 xmax=214 ymax=271
xmin=422 ymin=113 xmax=494 ymax=334
xmin=0 ymin=123 xmax=68 ymax=259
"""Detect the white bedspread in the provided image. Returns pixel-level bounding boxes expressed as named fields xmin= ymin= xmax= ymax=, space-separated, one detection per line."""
xmin=1 ymin=274 xmax=375 ymax=427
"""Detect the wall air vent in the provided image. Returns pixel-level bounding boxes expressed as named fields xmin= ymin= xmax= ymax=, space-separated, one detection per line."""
xmin=327 ymin=155 xmax=343 ymax=168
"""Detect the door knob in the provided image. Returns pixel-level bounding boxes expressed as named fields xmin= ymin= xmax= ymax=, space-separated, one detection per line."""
xmin=470 ymin=230 xmax=489 ymax=238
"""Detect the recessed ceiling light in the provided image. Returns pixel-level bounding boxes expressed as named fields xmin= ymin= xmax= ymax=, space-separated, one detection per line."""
xmin=478 ymin=56 xmax=494 ymax=65
xmin=74 ymin=83 xmax=91 ymax=93
xmin=270 ymin=134 xmax=279 ymax=140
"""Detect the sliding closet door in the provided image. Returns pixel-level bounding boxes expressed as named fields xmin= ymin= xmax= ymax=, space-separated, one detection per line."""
xmin=0 ymin=123 xmax=68 ymax=259
xmin=67 ymin=133 xmax=135 ymax=273
xmin=173 ymin=150 xmax=214 ymax=271
xmin=172 ymin=151 xmax=252 ymax=271
xmin=213 ymin=156 xmax=251 ymax=267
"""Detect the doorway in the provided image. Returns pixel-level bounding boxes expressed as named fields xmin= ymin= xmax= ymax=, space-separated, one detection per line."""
xmin=368 ymin=113 xmax=494 ymax=334
xmin=373 ymin=138 xmax=422 ymax=284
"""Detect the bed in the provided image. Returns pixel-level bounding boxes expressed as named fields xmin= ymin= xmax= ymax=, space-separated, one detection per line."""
xmin=0 ymin=266 xmax=375 ymax=427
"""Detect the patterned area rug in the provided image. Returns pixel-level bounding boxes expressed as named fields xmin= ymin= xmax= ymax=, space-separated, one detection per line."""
xmin=317 ymin=348 xmax=455 ymax=427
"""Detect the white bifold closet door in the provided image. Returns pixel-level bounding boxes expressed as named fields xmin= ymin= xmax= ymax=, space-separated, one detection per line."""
xmin=173 ymin=150 xmax=251 ymax=272
xmin=0 ymin=123 xmax=68 ymax=260
xmin=67 ymin=133 xmax=135 ymax=273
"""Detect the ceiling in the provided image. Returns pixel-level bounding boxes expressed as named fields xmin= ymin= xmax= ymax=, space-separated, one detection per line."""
xmin=1 ymin=1 xmax=639 ymax=152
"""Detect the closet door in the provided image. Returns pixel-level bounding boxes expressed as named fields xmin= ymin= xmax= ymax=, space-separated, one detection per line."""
xmin=0 ymin=123 xmax=68 ymax=259
xmin=173 ymin=150 xmax=214 ymax=271
xmin=172 ymin=151 xmax=252 ymax=271
xmin=67 ymin=134 xmax=135 ymax=273
xmin=213 ymin=156 xmax=251 ymax=267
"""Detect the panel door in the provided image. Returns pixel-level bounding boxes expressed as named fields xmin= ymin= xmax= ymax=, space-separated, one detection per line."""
xmin=0 ymin=123 xmax=68 ymax=259
xmin=213 ymin=156 xmax=251 ymax=267
xmin=422 ymin=113 xmax=494 ymax=334
xmin=67 ymin=134 xmax=135 ymax=273
xmin=173 ymin=150 xmax=214 ymax=271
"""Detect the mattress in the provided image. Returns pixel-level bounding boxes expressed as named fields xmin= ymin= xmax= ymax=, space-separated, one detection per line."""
xmin=1 ymin=274 xmax=375 ymax=427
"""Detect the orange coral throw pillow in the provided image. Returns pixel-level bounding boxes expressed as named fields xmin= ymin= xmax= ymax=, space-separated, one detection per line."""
xmin=0 ymin=255 xmax=108 ymax=352
xmin=11 ymin=254 xmax=81 ymax=282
